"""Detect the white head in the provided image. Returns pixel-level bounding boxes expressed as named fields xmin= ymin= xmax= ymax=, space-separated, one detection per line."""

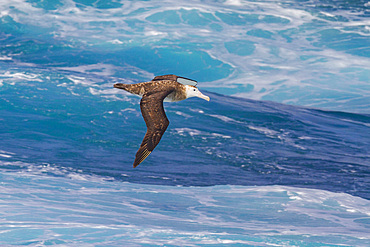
xmin=185 ymin=85 xmax=210 ymax=101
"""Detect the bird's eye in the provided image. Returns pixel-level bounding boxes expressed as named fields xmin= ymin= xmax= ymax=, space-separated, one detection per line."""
xmin=193 ymin=89 xmax=196 ymax=91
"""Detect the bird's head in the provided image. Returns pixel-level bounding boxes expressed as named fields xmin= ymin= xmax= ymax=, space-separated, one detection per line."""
xmin=185 ymin=85 xmax=210 ymax=101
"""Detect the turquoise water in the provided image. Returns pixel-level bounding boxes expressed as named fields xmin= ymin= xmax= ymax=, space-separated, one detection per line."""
xmin=1 ymin=0 xmax=369 ymax=246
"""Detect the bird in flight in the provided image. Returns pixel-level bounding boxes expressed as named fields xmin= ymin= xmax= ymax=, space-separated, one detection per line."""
xmin=114 ymin=74 xmax=210 ymax=167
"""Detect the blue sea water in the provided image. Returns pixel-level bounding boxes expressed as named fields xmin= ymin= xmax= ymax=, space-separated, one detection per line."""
xmin=0 ymin=0 xmax=370 ymax=246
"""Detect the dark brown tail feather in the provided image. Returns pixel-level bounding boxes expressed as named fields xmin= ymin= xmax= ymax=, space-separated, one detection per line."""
xmin=113 ymin=83 xmax=128 ymax=90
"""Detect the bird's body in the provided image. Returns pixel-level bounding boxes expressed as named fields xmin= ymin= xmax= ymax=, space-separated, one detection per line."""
xmin=115 ymin=80 xmax=187 ymax=102
xmin=114 ymin=74 xmax=209 ymax=167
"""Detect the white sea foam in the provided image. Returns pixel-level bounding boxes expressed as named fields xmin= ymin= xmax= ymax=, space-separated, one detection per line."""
xmin=248 ymin=126 xmax=278 ymax=137
xmin=248 ymin=126 xmax=307 ymax=150
xmin=174 ymin=127 xmax=231 ymax=139
xmin=61 ymin=63 xmax=120 ymax=77
xmin=0 ymin=160 xmax=114 ymax=182
xmin=0 ymin=165 xmax=369 ymax=246
xmin=0 ymin=71 xmax=43 ymax=82
xmin=174 ymin=111 xmax=192 ymax=118
xmin=174 ymin=127 xmax=202 ymax=137
xmin=1 ymin=0 xmax=369 ymax=112
xmin=108 ymin=39 xmax=124 ymax=44
xmin=208 ymin=114 xmax=241 ymax=123
xmin=224 ymin=0 xmax=243 ymax=6
xmin=145 ymin=30 xmax=167 ymax=37
xmin=0 ymin=56 xmax=12 ymax=61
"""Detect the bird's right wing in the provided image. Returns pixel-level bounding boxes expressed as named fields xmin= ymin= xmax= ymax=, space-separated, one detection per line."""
xmin=133 ymin=89 xmax=174 ymax=167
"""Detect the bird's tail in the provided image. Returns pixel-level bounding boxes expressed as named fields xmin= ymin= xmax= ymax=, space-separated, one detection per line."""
xmin=114 ymin=83 xmax=146 ymax=96
xmin=114 ymin=83 xmax=129 ymax=91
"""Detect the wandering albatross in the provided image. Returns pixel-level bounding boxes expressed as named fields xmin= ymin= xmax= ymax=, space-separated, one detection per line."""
xmin=114 ymin=74 xmax=210 ymax=167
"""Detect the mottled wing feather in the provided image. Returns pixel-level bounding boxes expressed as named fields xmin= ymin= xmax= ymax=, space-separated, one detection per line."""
xmin=133 ymin=89 xmax=174 ymax=167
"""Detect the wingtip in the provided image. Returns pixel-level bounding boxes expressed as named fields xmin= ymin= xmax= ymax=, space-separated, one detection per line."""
xmin=132 ymin=160 xmax=144 ymax=168
xmin=133 ymin=162 xmax=140 ymax=168
xmin=132 ymin=149 xmax=152 ymax=168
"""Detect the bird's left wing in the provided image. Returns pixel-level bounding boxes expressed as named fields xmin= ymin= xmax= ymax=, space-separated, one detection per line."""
xmin=133 ymin=89 xmax=174 ymax=167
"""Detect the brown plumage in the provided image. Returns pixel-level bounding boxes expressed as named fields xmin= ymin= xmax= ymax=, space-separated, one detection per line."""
xmin=114 ymin=74 xmax=210 ymax=167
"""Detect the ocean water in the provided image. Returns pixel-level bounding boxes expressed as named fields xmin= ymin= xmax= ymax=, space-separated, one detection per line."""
xmin=0 ymin=0 xmax=369 ymax=246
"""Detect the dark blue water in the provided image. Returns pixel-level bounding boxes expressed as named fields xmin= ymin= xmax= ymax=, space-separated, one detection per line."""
xmin=1 ymin=74 xmax=369 ymax=198
xmin=1 ymin=0 xmax=369 ymax=246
